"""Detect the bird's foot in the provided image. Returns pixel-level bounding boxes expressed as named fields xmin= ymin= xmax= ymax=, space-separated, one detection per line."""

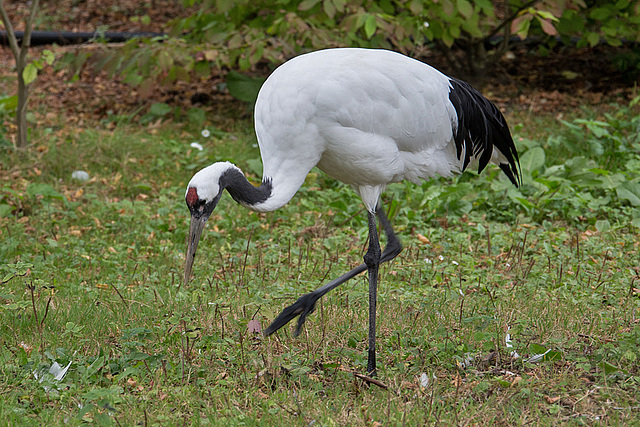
xmin=264 ymin=291 xmax=321 ymax=337
xmin=367 ymin=349 xmax=377 ymax=377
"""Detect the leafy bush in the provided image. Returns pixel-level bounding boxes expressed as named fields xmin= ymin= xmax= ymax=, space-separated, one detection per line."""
xmin=489 ymin=97 xmax=640 ymax=226
xmin=57 ymin=0 xmax=640 ymax=92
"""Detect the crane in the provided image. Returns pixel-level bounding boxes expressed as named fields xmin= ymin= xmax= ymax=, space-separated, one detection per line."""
xmin=183 ymin=48 xmax=521 ymax=376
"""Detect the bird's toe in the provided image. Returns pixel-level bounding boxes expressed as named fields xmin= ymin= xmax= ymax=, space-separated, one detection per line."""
xmin=265 ymin=292 xmax=319 ymax=337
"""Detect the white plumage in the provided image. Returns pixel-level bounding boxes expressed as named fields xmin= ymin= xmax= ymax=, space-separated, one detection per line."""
xmin=255 ymin=49 xmax=474 ymax=212
xmin=183 ymin=48 xmax=520 ymax=375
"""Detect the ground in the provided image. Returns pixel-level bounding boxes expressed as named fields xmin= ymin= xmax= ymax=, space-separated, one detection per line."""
xmin=1 ymin=2 xmax=639 ymax=425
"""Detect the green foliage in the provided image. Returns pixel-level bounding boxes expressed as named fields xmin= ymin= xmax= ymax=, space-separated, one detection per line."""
xmin=56 ymin=0 xmax=640 ymax=92
xmin=0 ymin=94 xmax=18 ymax=113
xmin=23 ymin=50 xmax=55 ymax=85
xmin=557 ymin=0 xmax=640 ymax=48
xmin=0 ymin=94 xmax=17 ymax=148
xmin=381 ymin=97 xmax=640 ymax=229
xmin=508 ymin=98 xmax=640 ymax=225
xmin=225 ymin=71 xmax=266 ymax=106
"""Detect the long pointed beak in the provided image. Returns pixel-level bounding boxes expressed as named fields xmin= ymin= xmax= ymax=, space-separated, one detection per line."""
xmin=183 ymin=214 xmax=208 ymax=286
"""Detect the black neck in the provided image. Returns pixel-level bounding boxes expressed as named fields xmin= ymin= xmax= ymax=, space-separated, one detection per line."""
xmin=220 ymin=167 xmax=272 ymax=207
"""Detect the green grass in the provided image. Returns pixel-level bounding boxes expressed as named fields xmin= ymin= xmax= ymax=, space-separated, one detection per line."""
xmin=1 ymin=100 xmax=640 ymax=425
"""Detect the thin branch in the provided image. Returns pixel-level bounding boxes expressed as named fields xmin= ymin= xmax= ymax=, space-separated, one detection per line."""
xmin=0 ymin=0 xmax=20 ymax=59
xmin=353 ymin=372 xmax=389 ymax=390
xmin=0 ymin=0 xmax=40 ymax=148
xmin=20 ymin=0 xmax=40 ymax=59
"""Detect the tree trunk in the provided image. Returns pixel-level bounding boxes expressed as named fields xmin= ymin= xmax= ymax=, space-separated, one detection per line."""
xmin=0 ymin=0 xmax=39 ymax=149
xmin=16 ymin=64 xmax=28 ymax=148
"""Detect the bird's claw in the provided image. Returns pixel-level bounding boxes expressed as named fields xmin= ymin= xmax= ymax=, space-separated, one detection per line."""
xmin=264 ymin=292 xmax=319 ymax=337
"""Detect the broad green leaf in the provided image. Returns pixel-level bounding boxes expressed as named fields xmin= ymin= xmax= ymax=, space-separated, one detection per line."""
xmin=135 ymin=183 xmax=153 ymax=192
xmin=149 ymin=102 xmax=172 ymax=116
xmin=457 ymin=0 xmax=473 ymax=19
xmin=600 ymin=361 xmax=621 ymax=374
xmin=123 ymin=73 xmax=143 ymax=86
xmin=409 ymin=0 xmax=424 ymax=14
xmin=497 ymin=379 xmax=511 ymax=388
xmin=520 ymin=146 xmax=545 ymax=173
xmin=586 ymin=31 xmax=600 ymax=46
xmin=442 ymin=0 xmax=454 ymax=16
xmin=23 ymin=63 xmax=38 ymax=85
xmin=26 ymin=183 xmax=65 ymax=201
xmin=537 ymin=17 xmax=558 ymax=36
xmin=462 ymin=14 xmax=483 ymax=38
xmin=126 ymin=351 xmax=150 ymax=361
xmin=82 ymin=386 xmax=124 ymax=402
xmin=529 ymin=343 xmax=547 ymax=354
xmin=186 ymin=107 xmax=206 ymax=126
xmin=450 ymin=23 xmax=461 ymax=38
xmin=364 ymin=14 xmax=377 ymax=39
xmin=616 ymin=181 xmax=640 ymax=206
xmin=614 ymin=0 xmax=629 ymax=10
xmin=0 ymin=95 xmax=18 ymax=111
xmin=84 ymin=356 xmax=105 ymax=379
xmin=590 ymin=7 xmax=612 ymax=20
xmin=515 ymin=197 xmax=535 ymax=210
xmin=226 ymin=71 xmax=266 ymax=105
xmin=158 ymin=50 xmax=174 ymax=71
xmin=595 ymin=219 xmax=610 ymax=232
xmin=535 ymin=10 xmax=558 ymax=21
xmin=194 ymin=60 xmax=210 ymax=78
xmin=298 ymin=0 xmax=320 ymax=11
xmin=0 ymin=204 xmax=12 ymax=218
xmin=511 ymin=15 xmax=532 ymax=39
xmin=543 ymin=350 xmax=563 ymax=362
xmin=475 ymin=0 xmax=495 ymax=16
xmin=43 ymin=49 xmax=55 ymax=65
xmin=323 ymin=0 xmax=336 ymax=18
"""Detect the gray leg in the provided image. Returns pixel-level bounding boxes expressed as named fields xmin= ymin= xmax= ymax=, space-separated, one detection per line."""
xmin=363 ymin=210 xmax=381 ymax=376
xmin=265 ymin=204 xmax=404 ymax=374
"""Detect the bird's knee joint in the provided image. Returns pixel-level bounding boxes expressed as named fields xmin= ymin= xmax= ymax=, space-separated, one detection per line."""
xmin=363 ymin=250 xmax=381 ymax=268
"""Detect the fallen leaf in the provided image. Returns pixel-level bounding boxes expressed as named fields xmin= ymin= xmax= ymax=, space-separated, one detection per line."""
xmin=545 ymin=395 xmax=561 ymax=404
xmin=247 ymin=319 xmax=262 ymax=334
xmin=416 ymin=233 xmax=430 ymax=244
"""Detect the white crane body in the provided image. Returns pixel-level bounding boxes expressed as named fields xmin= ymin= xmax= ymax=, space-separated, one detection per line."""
xmin=183 ymin=48 xmax=521 ymax=375
xmin=251 ymin=48 xmax=515 ymax=212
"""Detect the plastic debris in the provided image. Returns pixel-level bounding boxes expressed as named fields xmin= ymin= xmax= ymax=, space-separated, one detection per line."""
xmin=505 ymin=327 xmax=520 ymax=359
xmin=33 ymin=360 xmax=73 ymax=392
xmin=527 ymin=349 xmax=552 ymax=363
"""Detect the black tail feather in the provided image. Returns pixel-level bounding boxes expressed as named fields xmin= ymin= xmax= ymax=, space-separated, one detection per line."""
xmin=448 ymin=78 xmax=521 ymax=187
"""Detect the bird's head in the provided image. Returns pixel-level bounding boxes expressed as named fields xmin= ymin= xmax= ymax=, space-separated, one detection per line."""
xmin=183 ymin=162 xmax=237 ymax=286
